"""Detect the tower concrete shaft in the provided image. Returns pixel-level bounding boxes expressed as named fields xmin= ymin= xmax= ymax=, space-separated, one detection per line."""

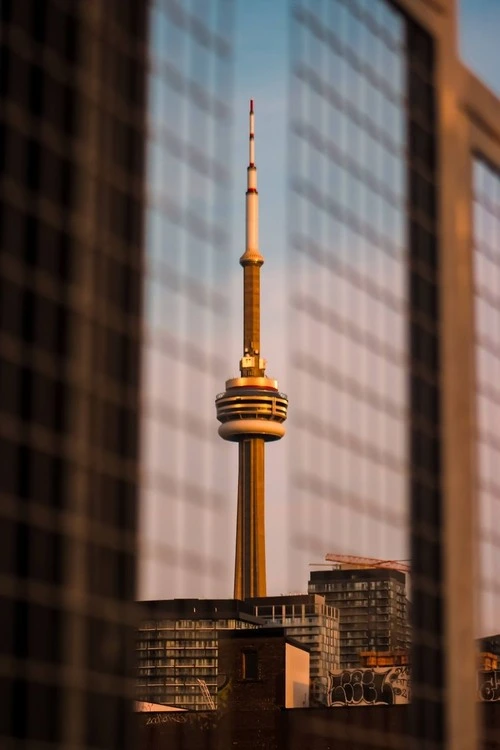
xmin=234 ymin=439 xmax=265 ymax=599
xmin=215 ymin=100 xmax=287 ymax=601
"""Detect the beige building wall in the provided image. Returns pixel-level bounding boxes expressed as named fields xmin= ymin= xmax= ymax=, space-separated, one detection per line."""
xmin=285 ymin=643 xmax=310 ymax=708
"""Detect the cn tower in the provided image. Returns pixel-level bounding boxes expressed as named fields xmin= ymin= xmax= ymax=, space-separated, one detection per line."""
xmin=215 ymin=100 xmax=288 ymax=599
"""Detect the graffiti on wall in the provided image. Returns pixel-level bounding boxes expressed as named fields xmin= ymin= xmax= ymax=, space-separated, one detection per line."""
xmin=327 ymin=668 xmax=500 ymax=706
xmin=328 ymin=667 xmax=411 ymax=707
xmin=479 ymin=670 xmax=500 ymax=701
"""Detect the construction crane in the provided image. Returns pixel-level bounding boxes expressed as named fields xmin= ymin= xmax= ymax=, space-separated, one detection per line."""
xmin=311 ymin=553 xmax=410 ymax=573
xmin=196 ymin=679 xmax=215 ymax=710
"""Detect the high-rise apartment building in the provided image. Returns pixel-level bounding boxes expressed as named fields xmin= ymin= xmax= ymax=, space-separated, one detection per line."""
xmin=136 ymin=600 xmax=262 ymax=710
xmin=249 ymin=594 xmax=340 ymax=705
xmin=0 ymin=2 xmax=146 ymax=749
xmin=308 ymin=569 xmax=408 ymax=668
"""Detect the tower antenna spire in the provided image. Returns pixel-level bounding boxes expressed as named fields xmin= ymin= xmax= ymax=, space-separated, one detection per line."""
xmin=249 ymin=98 xmax=254 ymax=165
xmin=240 ymin=99 xmax=264 ymax=371
xmin=240 ymin=99 xmax=264 ymax=297
xmin=215 ymin=100 xmax=288 ymax=600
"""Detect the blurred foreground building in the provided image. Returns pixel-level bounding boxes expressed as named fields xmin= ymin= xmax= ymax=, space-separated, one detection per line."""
xmin=478 ymin=635 xmax=500 ymax=661
xmin=288 ymin=0 xmax=500 ymax=745
xmin=4 ymin=0 xmax=500 ymax=748
xmin=0 ymin=2 xmax=146 ymax=748
xmin=1 ymin=0 xmax=237 ymax=747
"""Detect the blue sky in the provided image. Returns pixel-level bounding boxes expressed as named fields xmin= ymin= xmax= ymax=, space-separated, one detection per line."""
xmin=460 ymin=0 xmax=500 ymax=92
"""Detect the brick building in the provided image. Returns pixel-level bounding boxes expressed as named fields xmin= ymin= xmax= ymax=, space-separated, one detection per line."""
xmin=217 ymin=628 xmax=310 ymax=710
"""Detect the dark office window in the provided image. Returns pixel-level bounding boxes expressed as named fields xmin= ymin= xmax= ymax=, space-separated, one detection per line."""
xmin=241 ymin=649 xmax=258 ymax=680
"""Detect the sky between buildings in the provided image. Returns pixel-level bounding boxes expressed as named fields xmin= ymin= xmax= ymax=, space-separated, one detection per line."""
xmin=139 ymin=0 xmax=500 ymax=632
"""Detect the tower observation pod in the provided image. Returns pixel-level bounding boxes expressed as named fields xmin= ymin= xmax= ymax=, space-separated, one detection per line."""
xmin=215 ymin=100 xmax=288 ymax=599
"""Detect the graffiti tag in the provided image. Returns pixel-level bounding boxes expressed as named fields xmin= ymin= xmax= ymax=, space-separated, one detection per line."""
xmin=478 ymin=670 xmax=500 ymax=701
xmin=328 ymin=667 xmax=411 ymax=707
xmin=145 ymin=713 xmax=186 ymax=725
xmin=327 ymin=667 xmax=500 ymax=706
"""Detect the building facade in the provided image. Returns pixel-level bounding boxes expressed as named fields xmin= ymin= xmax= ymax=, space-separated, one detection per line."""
xmin=288 ymin=0 xmax=500 ymax=743
xmin=0 ymin=2 xmax=146 ymax=749
xmin=248 ymin=594 xmax=340 ymax=702
xmin=137 ymin=600 xmax=263 ymax=710
xmin=308 ymin=569 xmax=408 ymax=668
xmin=218 ymin=628 xmax=311 ymax=709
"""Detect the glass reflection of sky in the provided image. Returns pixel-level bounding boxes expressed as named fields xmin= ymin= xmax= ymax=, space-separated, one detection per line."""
xmin=139 ymin=0 xmax=500 ymax=603
xmin=140 ymin=1 xmax=234 ymax=599
xmin=474 ymin=158 xmax=500 ymax=636
xmin=289 ymin=0 xmax=408 ymax=581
